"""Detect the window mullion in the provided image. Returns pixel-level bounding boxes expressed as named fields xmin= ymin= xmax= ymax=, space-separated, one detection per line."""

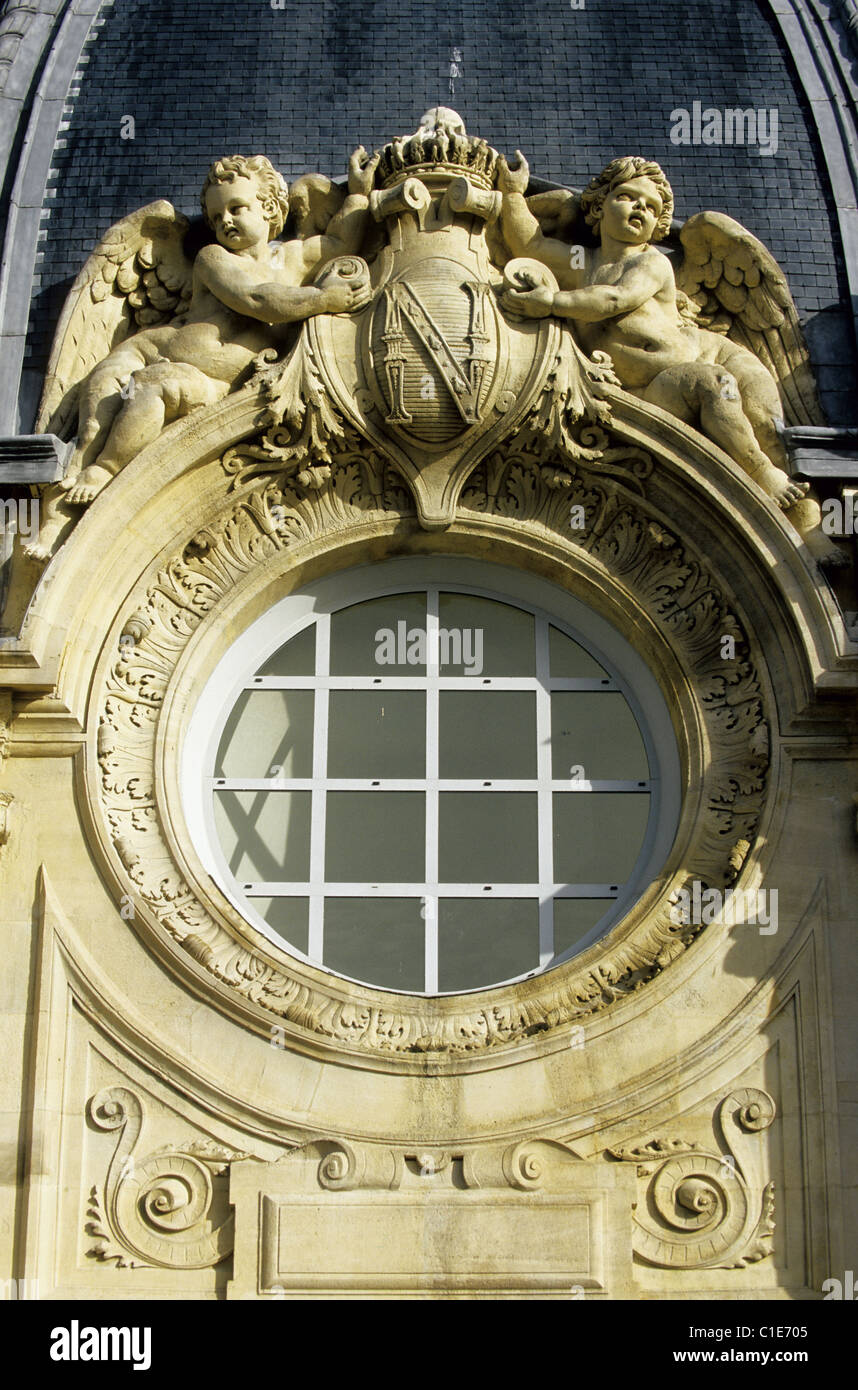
xmin=308 ymin=612 xmax=330 ymax=962
xmin=424 ymin=586 xmax=440 ymax=993
xmin=535 ymin=616 xmax=554 ymax=967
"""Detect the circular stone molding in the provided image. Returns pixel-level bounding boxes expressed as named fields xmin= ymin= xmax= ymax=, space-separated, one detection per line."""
xmin=92 ymin=439 xmax=771 ymax=1060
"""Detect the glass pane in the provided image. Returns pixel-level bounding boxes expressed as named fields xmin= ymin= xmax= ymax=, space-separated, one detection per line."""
xmin=330 ymin=593 xmax=427 ymax=675
xmin=257 ymin=624 xmax=316 ymax=677
xmin=438 ymin=899 xmax=539 ymax=991
xmin=551 ymin=692 xmax=649 ymax=780
xmin=324 ymin=898 xmax=424 ymax=991
xmin=552 ymin=899 xmax=609 ymax=958
xmin=215 ymin=690 xmax=314 ymax=778
xmin=438 ymin=594 xmax=534 ymax=676
xmin=439 ymin=691 xmax=536 ymax=778
xmin=553 ymin=793 xmax=650 ymax=882
xmin=252 ymin=897 xmax=309 ymax=954
xmin=328 ymin=691 xmax=425 ymax=778
xmin=439 ymin=793 xmax=538 ymax=882
xmin=325 ymin=792 xmax=425 ymax=881
xmin=213 ymin=790 xmax=311 ymax=881
xmin=549 ymin=625 xmax=608 ymax=679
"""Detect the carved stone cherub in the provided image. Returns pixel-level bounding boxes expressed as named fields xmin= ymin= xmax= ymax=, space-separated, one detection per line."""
xmin=27 ymin=147 xmax=378 ymax=559
xmin=498 ymin=152 xmax=843 ymax=566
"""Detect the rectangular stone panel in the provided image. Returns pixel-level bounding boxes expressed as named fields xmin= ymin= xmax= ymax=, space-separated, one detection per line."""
xmin=230 ymin=1162 xmax=636 ymax=1297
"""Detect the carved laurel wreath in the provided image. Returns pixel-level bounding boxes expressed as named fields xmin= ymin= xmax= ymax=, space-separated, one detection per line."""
xmin=93 ymin=402 xmax=770 ymax=1059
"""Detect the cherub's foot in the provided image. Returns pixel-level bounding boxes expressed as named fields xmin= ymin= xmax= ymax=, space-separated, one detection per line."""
xmin=761 ymin=465 xmax=809 ymax=510
xmin=23 ymin=537 xmax=54 ymax=564
xmin=61 ymin=464 xmax=113 ymax=505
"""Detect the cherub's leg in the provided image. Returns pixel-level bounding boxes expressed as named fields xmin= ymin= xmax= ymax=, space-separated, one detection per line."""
xmin=70 ymin=349 xmax=149 ymax=477
xmin=717 ymin=349 xmax=848 ymax=565
xmin=715 ymin=347 xmax=790 ymax=470
xmin=63 ymin=381 xmax=167 ymax=505
xmin=64 ymin=363 xmax=229 ymax=505
xmin=643 ymin=364 xmax=808 ymax=507
xmin=645 ymin=363 xmax=847 ymax=567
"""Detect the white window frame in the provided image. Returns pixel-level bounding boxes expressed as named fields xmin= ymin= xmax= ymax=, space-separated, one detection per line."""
xmin=181 ymin=557 xmax=681 ymax=995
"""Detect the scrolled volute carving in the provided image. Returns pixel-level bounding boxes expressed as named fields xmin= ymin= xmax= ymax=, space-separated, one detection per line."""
xmin=609 ymin=1087 xmax=776 ymax=1269
xmin=85 ymin=1086 xmax=245 ymax=1270
xmin=316 ymin=1139 xmax=365 ymax=1191
xmin=502 ymin=1138 xmax=581 ymax=1190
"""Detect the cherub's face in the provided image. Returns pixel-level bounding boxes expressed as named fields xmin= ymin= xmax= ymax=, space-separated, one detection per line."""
xmin=601 ymin=177 xmax=663 ymax=245
xmin=205 ymin=176 xmax=272 ymax=251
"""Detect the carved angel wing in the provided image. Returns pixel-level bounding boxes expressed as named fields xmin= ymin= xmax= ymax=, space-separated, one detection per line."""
xmin=676 ymin=210 xmax=823 ymax=426
xmin=526 ymin=188 xmax=581 ymax=240
xmin=288 ymin=174 xmax=345 ymax=238
xmin=36 ymin=200 xmax=194 ymax=437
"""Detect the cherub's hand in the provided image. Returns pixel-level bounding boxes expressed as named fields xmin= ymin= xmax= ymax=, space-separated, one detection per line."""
xmin=320 ymin=278 xmax=372 ymax=314
xmin=501 ymin=283 xmax=555 ymax=318
xmin=497 ymin=150 xmax=530 ymax=196
xmin=348 ymin=146 xmax=380 ymax=197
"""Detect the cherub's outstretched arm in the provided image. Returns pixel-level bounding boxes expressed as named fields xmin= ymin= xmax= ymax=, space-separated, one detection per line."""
xmin=195 ymin=245 xmax=367 ymax=320
xmin=300 ymin=146 xmax=379 ymax=266
xmin=503 ymin=245 xmax=671 ymax=320
xmin=498 ymin=151 xmax=583 ymax=286
xmin=554 ymin=252 xmax=670 ymax=320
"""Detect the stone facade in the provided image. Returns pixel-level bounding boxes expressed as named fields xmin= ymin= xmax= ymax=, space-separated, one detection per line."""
xmin=0 ymin=5 xmax=856 ymax=1302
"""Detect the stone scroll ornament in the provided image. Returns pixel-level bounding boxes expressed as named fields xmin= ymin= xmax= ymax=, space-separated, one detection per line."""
xmin=609 ymin=1088 xmax=777 ymax=1269
xmin=85 ymin=1087 xmax=247 ymax=1269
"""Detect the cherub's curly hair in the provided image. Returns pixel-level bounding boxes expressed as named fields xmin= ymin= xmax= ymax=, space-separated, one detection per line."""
xmin=581 ymin=157 xmax=674 ymax=241
xmin=201 ymin=155 xmax=290 ymax=239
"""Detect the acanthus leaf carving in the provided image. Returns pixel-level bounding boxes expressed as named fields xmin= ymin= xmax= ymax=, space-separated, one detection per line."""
xmin=223 ymin=333 xmax=356 ymax=493
xmin=91 ymin=423 xmax=770 ymax=1057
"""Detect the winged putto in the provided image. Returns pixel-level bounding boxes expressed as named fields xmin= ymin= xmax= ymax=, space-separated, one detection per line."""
xmin=498 ymin=150 xmax=842 ymax=565
xmin=28 ymin=146 xmax=377 ymax=558
xmin=26 ymin=112 xmax=843 ymax=567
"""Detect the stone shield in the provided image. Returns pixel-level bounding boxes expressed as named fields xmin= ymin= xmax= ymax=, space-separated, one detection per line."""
xmin=367 ymin=256 xmax=500 ymax=446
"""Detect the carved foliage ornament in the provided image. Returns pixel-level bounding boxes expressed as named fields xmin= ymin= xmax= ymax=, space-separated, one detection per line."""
xmin=94 ymin=416 xmax=770 ymax=1056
